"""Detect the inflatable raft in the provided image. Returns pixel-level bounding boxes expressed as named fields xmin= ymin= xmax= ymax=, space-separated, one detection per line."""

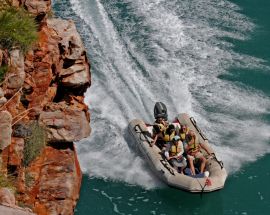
xmin=128 ymin=113 xmax=227 ymax=193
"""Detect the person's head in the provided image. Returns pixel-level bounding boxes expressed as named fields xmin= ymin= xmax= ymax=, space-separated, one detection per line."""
xmin=153 ymin=124 xmax=160 ymax=133
xmin=189 ymin=130 xmax=196 ymax=137
xmin=156 ymin=117 xmax=165 ymax=123
xmin=181 ymin=124 xmax=187 ymax=132
xmin=153 ymin=124 xmax=164 ymax=133
xmin=186 ymin=130 xmax=196 ymax=142
xmin=172 ymin=135 xmax=180 ymax=144
xmin=166 ymin=124 xmax=175 ymax=135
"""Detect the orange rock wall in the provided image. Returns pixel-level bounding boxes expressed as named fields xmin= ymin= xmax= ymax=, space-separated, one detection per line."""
xmin=0 ymin=1 xmax=91 ymax=214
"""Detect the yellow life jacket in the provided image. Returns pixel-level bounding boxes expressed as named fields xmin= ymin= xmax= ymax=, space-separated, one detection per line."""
xmin=188 ymin=139 xmax=200 ymax=154
xmin=170 ymin=144 xmax=180 ymax=156
xmin=162 ymin=130 xmax=175 ymax=142
xmin=179 ymin=128 xmax=189 ymax=141
xmin=154 ymin=123 xmax=166 ymax=132
xmin=179 ymin=132 xmax=186 ymax=141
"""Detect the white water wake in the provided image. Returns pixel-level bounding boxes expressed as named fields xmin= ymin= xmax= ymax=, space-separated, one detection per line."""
xmin=64 ymin=0 xmax=270 ymax=188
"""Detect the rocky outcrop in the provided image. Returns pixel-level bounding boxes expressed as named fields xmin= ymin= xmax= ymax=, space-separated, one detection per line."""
xmin=22 ymin=145 xmax=82 ymax=215
xmin=8 ymin=0 xmax=51 ymax=21
xmin=0 ymin=205 xmax=35 ymax=215
xmin=0 ymin=188 xmax=15 ymax=206
xmin=2 ymin=49 xmax=25 ymax=97
xmin=0 ymin=111 xmax=12 ymax=150
xmin=47 ymin=19 xmax=90 ymax=88
xmin=24 ymin=0 xmax=51 ymax=16
xmin=0 ymin=1 xmax=91 ymax=214
xmin=0 ymin=188 xmax=35 ymax=215
xmin=39 ymin=101 xmax=91 ymax=143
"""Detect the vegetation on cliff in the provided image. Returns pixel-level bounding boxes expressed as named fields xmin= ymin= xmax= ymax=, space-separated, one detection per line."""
xmin=0 ymin=6 xmax=38 ymax=52
xmin=0 ymin=174 xmax=15 ymax=191
xmin=23 ymin=122 xmax=47 ymax=167
xmin=0 ymin=65 xmax=8 ymax=82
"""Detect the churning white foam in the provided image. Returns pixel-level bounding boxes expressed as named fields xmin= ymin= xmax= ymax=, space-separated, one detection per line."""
xmin=65 ymin=0 xmax=270 ymax=188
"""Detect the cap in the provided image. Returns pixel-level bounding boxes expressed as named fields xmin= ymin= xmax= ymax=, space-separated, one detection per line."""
xmin=172 ymin=135 xmax=180 ymax=142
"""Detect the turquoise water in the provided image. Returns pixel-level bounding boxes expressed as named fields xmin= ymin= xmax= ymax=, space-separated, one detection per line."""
xmin=76 ymin=156 xmax=270 ymax=215
xmin=53 ymin=0 xmax=270 ymax=214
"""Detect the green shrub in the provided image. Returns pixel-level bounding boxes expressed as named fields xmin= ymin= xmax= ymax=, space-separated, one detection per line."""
xmin=0 ymin=65 xmax=8 ymax=82
xmin=0 ymin=6 xmax=38 ymax=52
xmin=0 ymin=173 xmax=16 ymax=191
xmin=23 ymin=121 xmax=47 ymax=167
xmin=25 ymin=171 xmax=34 ymax=188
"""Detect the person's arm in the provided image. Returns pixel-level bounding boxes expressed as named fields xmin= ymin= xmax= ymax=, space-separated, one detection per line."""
xmin=200 ymin=143 xmax=211 ymax=155
xmin=164 ymin=144 xmax=171 ymax=160
xmin=164 ymin=151 xmax=170 ymax=160
xmin=150 ymin=134 xmax=158 ymax=147
xmin=176 ymin=141 xmax=184 ymax=158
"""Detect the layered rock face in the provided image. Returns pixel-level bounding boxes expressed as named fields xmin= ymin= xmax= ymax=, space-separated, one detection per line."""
xmin=0 ymin=1 xmax=91 ymax=214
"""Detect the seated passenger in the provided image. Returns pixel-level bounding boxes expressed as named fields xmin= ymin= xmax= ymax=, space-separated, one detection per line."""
xmin=185 ymin=130 xmax=210 ymax=175
xmin=154 ymin=117 xmax=169 ymax=128
xmin=164 ymin=135 xmax=187 ymax=174
xmin=178 ymin=124 xmax=189 ymax=141
xmin=162 ymin=124 xmax=176 ymax=141
xmin=151 ymin=124 xmax=175 ymax=149
xmin=151 ymin=124 xmax=165 ymax=148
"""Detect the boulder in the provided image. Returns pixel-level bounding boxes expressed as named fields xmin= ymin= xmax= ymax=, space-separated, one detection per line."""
xmin=12 ymin=123 xmax=32 ymax=138
xmin=0 ymin=188 xmax=15 ymax=206
xmin=7 ymin=49 xmax=25 ymax=88
xmin=24 ymin=0 xmax=51 ymax=16
xmin=0 ymin=111 xmax=12 ymax=150
xmin=47 ymin=19 xmax=91 ymax=88
xmin=0 ymin=205 xmax=35 ymax=215
xmin=47 ymin=19 xmax=85 ymax=60
xmin=3 ymin=49 xmax=25 ymax=97
xmin=39 ymin=102 xmax=90 ymax=142
xmin=8 ymin=137 xmax=25 ymax=167
xmin=0 ymin=97 xmax=7 ymax=107
xmin=61 ymin=62 xmax=90 ymax=87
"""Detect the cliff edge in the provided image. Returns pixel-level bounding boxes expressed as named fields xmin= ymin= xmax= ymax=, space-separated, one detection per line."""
xmin=0 ymin=1 xmax=91 ymax=214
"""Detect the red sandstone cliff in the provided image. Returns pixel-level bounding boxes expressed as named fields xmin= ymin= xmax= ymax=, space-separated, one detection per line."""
xmin=0 ymin=1 xmax=91 ymax=214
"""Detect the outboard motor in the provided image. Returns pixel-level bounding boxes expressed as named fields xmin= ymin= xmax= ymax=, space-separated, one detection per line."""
xmin=154 ymin=102 xmax=168 ymax=120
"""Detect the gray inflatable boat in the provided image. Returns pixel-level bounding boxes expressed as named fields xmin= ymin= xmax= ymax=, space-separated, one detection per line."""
xmin=128 ymin=113 xmax=227 ymax=192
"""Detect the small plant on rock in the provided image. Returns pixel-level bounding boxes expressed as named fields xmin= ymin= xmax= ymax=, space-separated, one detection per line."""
xmin=0 ymin=6 xmax=38 ymax=52
xmin=0 ymin=173 xmax=16 ymax=191
xmin=0 ymin=64 xmax=8 ymax=82
xmin=23 ymin=121 xmax=47 ymax=167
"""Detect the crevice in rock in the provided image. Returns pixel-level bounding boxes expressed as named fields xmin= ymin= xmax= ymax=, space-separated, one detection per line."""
xmin=47 ymin=142 xmax=74 ymax=151
xmin=7 ymin=165 xmax=18 ymax=178
xmin=51 ymin=63 xmax=57 ymax=76
xmin=63 ymin=58 xmax=76 ymax=69
xmin=53 ymin=84 xmax=88 ymax=103
xmin=35 ymin=12 xmax=46 ymax=23
xmin=20 ymin=93 xmax=30 ymax=109
xmin=58 ymin=43 xmax=65 ymax=56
